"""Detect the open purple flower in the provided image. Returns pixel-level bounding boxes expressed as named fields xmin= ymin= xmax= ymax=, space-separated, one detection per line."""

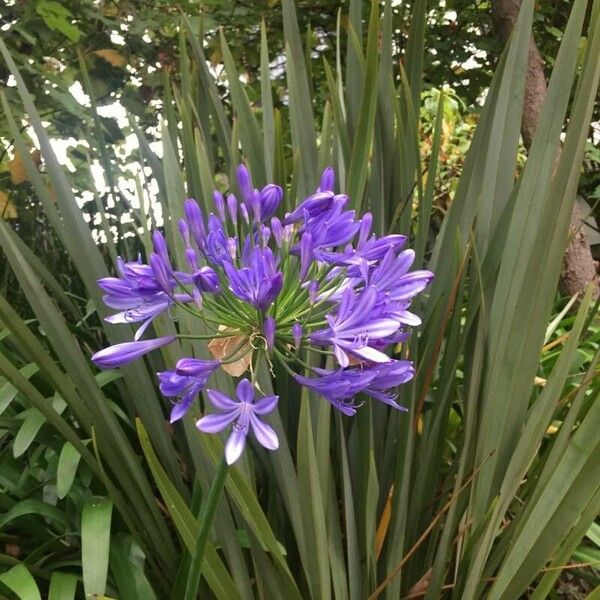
xmin=196 ymin=379 xmax=279 ymax=465
xmin=224 ymin=246 xmax=283 ymax=310
xmin=363 ymin=360 xmax=414 ymax=410
xmin=158 ymin=358 xmax=220 ymax=422
xmin=294 ymin=368 xmax=377 ymax=415
xmin=310 ymin=286 xmax=400 ymax=367
xmin=369 ymin=248 xmax=434 ymax=303
xmin=99 ymin=257 xmax=191 ymax=340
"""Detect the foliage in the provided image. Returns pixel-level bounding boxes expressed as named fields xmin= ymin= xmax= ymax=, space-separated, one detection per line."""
xmin=0 ymin=0 xmax=599 ymax=599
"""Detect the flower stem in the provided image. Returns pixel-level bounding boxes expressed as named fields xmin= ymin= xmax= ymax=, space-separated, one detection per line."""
xmin=183 ymin=456 xmax=229 ymax=600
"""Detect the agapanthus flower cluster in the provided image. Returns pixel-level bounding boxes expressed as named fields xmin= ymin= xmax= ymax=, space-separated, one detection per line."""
xmin=92 ymin=165 xmax=433 ymax=463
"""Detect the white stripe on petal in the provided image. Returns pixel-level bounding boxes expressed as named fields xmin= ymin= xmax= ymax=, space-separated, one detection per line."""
xmin=225 ymin=427 xmax=248 ymax=464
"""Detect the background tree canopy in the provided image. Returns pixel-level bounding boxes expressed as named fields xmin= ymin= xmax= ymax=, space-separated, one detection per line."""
xmin=0 ymin=0 xmax=598 ymax=297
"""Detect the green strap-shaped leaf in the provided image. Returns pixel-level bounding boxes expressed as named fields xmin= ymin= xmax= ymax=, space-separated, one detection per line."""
xmin=82 ymin=498 xmax=113 ymax=598
xmin=13 ymin=408 xmax=45 ymax=458
xmin=48 ymin=572 xmax=78 ymax=600
xmin=56 ymin=442 xmax=82 ymax=500
xmin=282 ymin=0 xmax=318 ymax=197
xmin=0 ymin=498 xmax=68 ymax=530
xmin=220 ymin=30 xmax=266 ymax=186
xmin=0 ymin=564 xmax=41 ymax=600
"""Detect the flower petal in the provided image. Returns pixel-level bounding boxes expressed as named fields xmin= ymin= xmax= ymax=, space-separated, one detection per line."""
xmin=236 ymin=379 xmax=255 ymax=404
xmin=253 ymin=394 xmax=279 ymax=415
xmin=207 ymin=389 xmax=238 ymax=411
xmin=334 ymin=344 xmax=350 ymax=368
xmin=196 ymin=411 xmax=238 ymax=433
xmin=224 ymin=427 xmax=247 ymax=464
xmin=350 ymin=345 xmax=391 ymax=363
xmin=250 ymin=414 xmax=279 ymax=450
xmin=170 ymin=397 xmax=194 ymax=423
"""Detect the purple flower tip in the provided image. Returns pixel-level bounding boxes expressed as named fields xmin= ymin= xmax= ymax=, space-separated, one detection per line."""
xmin=319 ymin=167 xmax=335 ymax=192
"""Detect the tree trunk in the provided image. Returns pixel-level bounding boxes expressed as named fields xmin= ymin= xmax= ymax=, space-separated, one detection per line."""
xmin=491 ymin=0 xmax=599 ymax=297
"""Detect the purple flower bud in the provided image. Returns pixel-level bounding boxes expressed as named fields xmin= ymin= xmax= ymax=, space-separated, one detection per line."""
xmin=152 ymin=231 xmax=172 ymax=272
xmin=159 ymin=357 xmax=220 ymax=423
xmin=193 ymin=287 xmax=203 ymax=309
xmin=213 ymin=190 xmax=226 ymax=222
xmin=271 ymin=217 xmax=284 ymax=247
xmin=251 ymin=190 xmax=262 ymax=223
xmin=283 ymin=224 xmax=293 ymax=244
xmin=193 ymin=266 xmax=220 ymax=294
xmin=184 ymin=199 xmax=206 ymax=248
xmin=150 ymin=253 xmax=173 ymax=296
xmin=227 ymin=194 xmax=238 ymax=223
xmin=358 ymin=212 xmax=372 ymax=249
xmin=260 ymin=184 xmax=283 ymax=219
xmin=319 ymin=167 xmax=335 ymax=192
xmin=261 ymin=225 xmax=271 ymax=247
xmin=227 ymin=237 xmax=237 ymax=260
xmin=292 ymin=322 xmax=302 ymax=349
xmin=175 ymin=357 xmax=220 ymax=377
xmin=92 ymin=336 xmax=176 ymax=369
xmin=236 ymin=164 xmax=253 ymax=206
xmin=300 ymin=232 xmax=313 ymax=280
xmin=240 ymin=203 xmax=250 ymax=224
xmin=308 ymin=280 xmax=319 ymax=304
xmin=185 ymin=247 xmax=199 ymax=271
xmin=263 ymin=316 xmax=275 ymax=351
xmin=179 ymin=219 xmax=190 ymax=247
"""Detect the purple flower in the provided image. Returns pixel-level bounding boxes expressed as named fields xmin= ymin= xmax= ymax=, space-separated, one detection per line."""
xmin=193 ymin=266 xmax=220 ymax=294
xmin=237 ymin=163 xmax=253 ymax=198
xmin=213 ymin=191 xmax=226 ymax=221
xmin=357 ymin=212 xmax=373 ymax=248
xmin=310 ymin=286 xmax=400 ymax=367
xmin=104 ymin=294 xmax=172 ymax=340
xmin=292 ymin=323 xmax=303 ymax=349
xmin=369 ymin=248 xmax=434 ymax=302
xmin=196 ymin=379 xmax=279 ymax=464
xmin=318 ymin=167 xmax=335 ymax=192
xmin=149 ymin=253 xmax=174 ymax=297
xmin=204 ymin=215 xmax=232 ymax=266
xmin=260 ymin=184 xmax=283 ymax=220
xmin=294 ymin=368 xmax=376 ymax=415
xmin=184 ymin=199 xmax=206 ymax=248
xmin=224 ymin=247 xmax=283 ymax=311
xmin=284 ymin=191 xmax=335 ymax=224
xmin=92 ymin=336 xmax=176 ymax=369
xmin=271 ymin=217 xmax=284 ymax=247
xmin=94 ymin=164 xmax=430 ymax=429
xmin=299 ymin=232 xmax=313 ymax=280
xmin=298 ymin=197 xmax=361 ymax=262
xmin=176 ymin=357 xmax=221 ymax=377
xmin=363 ymin=360 xmax=414 ymax=409
xmin=263 ymin=316 xmax=275 ymax=351
xmin=227 ymin=194 xmax=238 ymax=222
xmin=158 ymin=358 xmax=220 ymax=422
xmin=100 ymin=256 xmax=191 ymax=340
xmin=338 ymin=234 xmax=407 ymax=267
